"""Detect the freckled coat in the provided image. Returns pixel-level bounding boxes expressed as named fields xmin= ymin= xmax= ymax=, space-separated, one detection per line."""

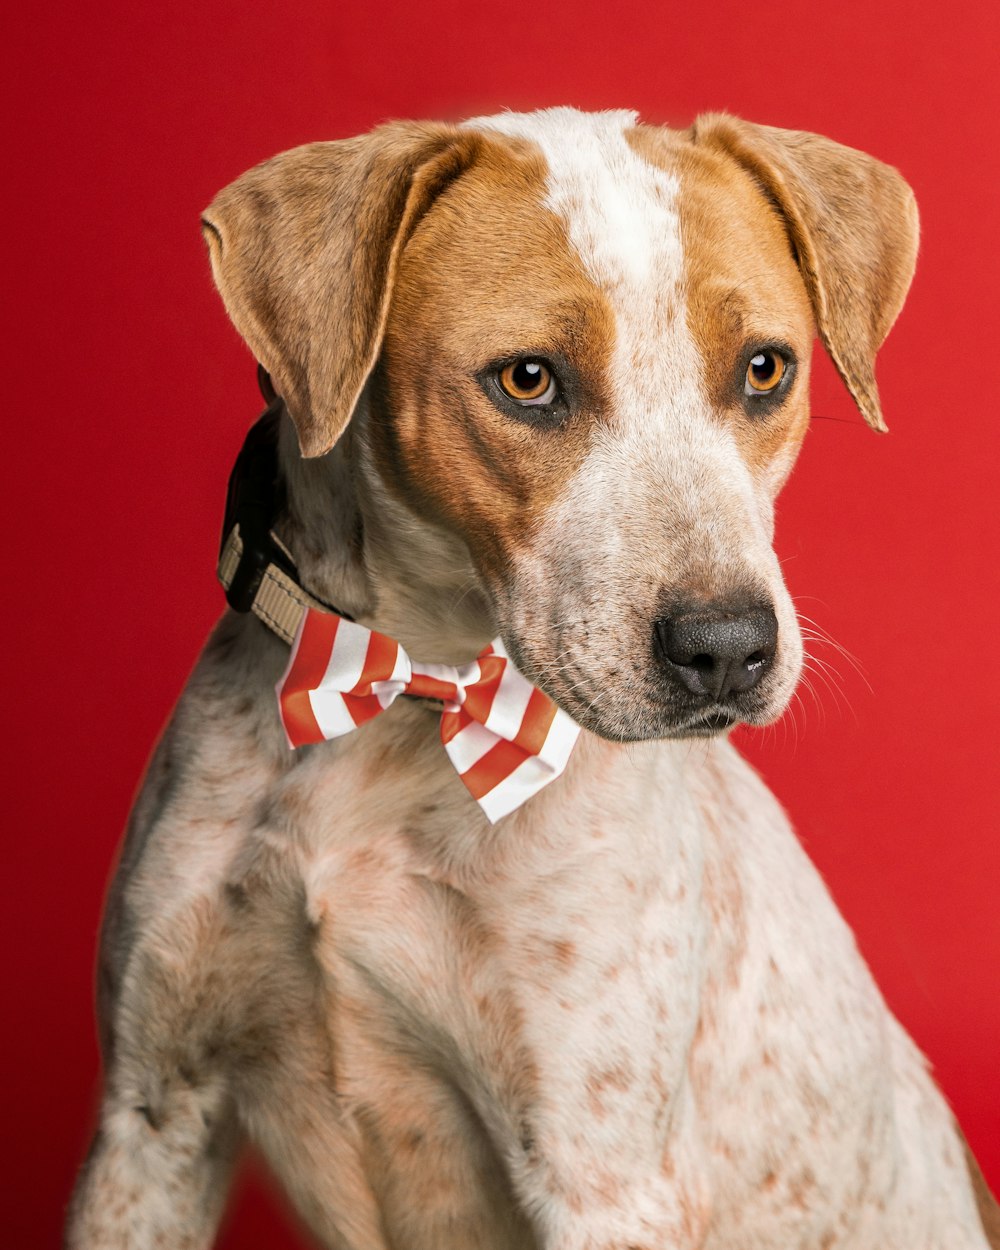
xmin=68 ymin=108 xmax=998 ymax=1250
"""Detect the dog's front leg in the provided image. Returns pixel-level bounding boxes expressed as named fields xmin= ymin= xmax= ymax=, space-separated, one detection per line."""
xmin=503 ymin=1092 xmax=709 ymax=1250
xmin=66 ymin=1066 xmax=239 ymax=1250
xmin=525 ymin=1169 xmax=709 ymax=1250
xmin=64 ymin=876 xmax=250 ymax=1250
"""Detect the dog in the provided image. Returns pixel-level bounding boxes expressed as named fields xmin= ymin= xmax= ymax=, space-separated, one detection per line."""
xmin=67 ymin=107 xmax=999 ymax=1249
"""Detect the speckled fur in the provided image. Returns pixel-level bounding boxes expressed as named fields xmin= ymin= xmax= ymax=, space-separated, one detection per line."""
xmin=68 ymin=109 xmax=995 ymax=1250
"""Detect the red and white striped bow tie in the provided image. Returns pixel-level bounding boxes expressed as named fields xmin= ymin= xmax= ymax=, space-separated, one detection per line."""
xmin=276 ymin=609 xmax=580 ymax=822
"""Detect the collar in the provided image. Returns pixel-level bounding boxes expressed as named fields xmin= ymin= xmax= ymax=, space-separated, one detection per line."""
xmin=217 ymin=366 xmax=344 ymax=645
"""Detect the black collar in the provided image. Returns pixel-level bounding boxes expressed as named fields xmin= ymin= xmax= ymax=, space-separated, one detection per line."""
xmin=217 ymin=366 xmax=352 ymax=643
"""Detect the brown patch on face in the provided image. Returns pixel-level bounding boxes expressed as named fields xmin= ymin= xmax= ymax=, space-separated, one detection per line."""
xmin=627 ymin=125 xmax=814 ymax=490
xmin=371 ymin=132 xmax=616 ymax=584
xmin=692 ymin=114 xmax=919 ymax=434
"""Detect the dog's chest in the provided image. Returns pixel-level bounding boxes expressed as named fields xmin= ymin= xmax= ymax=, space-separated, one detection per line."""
xmin=225 ymin=721 xmax=952 ymax=1246
xmin=282 ymin=721 xmax=712 ymax=1223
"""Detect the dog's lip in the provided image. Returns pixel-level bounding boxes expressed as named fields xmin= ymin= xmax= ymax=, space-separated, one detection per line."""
xmin=512 ymin=642 xmax=780 ymax=739
xmin=665 ymin=707 xmax=739 ymax=736
xmin=556 ymin=695 xmax=743 ymax=742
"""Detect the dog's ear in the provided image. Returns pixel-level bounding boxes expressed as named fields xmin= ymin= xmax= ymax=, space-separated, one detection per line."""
xmin=692 ymin=114 xmax=919 ymax=432
xmin=201 ymin=123 xmax=479 ymax=457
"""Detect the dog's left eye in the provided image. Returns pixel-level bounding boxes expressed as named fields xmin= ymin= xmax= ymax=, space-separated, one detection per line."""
xmin=496 ymin=359 xmax=558 ymax=406
xmin=745 ymin=350 xmax=786 ymax=395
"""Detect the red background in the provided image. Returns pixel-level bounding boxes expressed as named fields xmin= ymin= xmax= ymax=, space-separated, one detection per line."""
xmin=6 ymin=0 xmax=998 ymax=1242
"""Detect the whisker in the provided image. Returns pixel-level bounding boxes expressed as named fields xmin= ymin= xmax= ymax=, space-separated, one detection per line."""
xmin=810 ymin=412 xmax=861 ymax=426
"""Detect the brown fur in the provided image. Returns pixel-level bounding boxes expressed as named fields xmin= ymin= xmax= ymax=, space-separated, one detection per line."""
xmin=690 ymin=113 xmax=920 ymax=433
xmin=202 ymin=123 xmax=483 ymax=458
xmin=630 ymin=125 xmax=815 ymax=485
xmin=372 ymin=133 xmax=616 ymax=578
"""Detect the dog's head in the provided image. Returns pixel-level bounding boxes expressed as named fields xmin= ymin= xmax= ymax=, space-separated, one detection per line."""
xmin=202 ymin=108 xmax=917 ymax=742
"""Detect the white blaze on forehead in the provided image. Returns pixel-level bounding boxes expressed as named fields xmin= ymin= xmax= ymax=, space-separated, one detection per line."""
xmin=467 ymin=107 xmax=670 ymax=290
xmin=463 ymin=107 xmax=701 ymax=406
xmin=464 ymin=108 xmax=760 ymax=546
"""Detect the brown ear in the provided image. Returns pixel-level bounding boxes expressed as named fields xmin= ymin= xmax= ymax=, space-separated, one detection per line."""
xmin=692 ymin=114 xmax=919 ymax=432
xmin=201 ymin=122 xmax=479 ymax=457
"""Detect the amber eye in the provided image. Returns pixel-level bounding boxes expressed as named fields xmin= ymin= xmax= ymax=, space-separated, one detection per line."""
xmin=745 ymin=350 xmax=786 ymax=395
xmin=497 ymin=359 xmax=557 ymax=405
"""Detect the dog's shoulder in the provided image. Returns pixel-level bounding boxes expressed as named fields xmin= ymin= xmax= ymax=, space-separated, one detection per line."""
xmin=97 ymin=614 xmax=293 ymax=986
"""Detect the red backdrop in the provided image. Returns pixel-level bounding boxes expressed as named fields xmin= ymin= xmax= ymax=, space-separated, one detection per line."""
xmin=6 ymin=0 xmax=998 ymax=1242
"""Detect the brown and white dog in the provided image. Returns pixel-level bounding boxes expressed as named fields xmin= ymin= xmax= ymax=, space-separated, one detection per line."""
xmin=68 ymin=108 xmax=999 ymax=1249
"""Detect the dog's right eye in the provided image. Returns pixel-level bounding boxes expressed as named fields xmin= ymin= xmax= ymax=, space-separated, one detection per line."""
xmin=496 ymin=360 xmax=558 ymax=406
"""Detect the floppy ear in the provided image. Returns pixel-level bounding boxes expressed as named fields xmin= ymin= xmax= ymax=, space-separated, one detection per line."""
xmin=692 ymin=114 xmax=919 ymax=432
xmin=201 ymin=122 xmax=479 ymax=457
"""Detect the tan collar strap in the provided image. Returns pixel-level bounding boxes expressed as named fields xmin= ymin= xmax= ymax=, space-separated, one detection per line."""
xmin=217 ymin=524 xmax=327 ymax=645
xmin=217 ymin=368 xmax=351 ymax=646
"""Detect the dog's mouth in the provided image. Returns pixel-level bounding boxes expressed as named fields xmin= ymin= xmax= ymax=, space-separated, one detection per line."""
xmin=665 ymin=708 xmax=739 ymax=738
xmin=559 ymin=690 xmax=775 ymax=743
xmin=495 ymin=589 xmax=802 ymax=744
xmin=568 ymin=695 xmax=754 ymax=743
xmin=504 ymin=642 xmax=781 ymax=743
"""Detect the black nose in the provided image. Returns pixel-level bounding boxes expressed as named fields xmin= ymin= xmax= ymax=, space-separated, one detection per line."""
xmin=655 ymin=605 xmax=778 ymax=700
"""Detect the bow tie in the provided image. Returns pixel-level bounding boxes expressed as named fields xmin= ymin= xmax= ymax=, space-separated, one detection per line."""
xmin=276 ymin=609 xmax=580 ymax=822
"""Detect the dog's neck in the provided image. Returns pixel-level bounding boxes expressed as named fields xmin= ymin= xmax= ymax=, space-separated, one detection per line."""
xmin=276 ymin=403 xmax=496 ymax=665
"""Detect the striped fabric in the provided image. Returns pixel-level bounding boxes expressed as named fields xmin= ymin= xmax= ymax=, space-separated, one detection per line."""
xmin=276 ymin=609 xmax=580 ymax=822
